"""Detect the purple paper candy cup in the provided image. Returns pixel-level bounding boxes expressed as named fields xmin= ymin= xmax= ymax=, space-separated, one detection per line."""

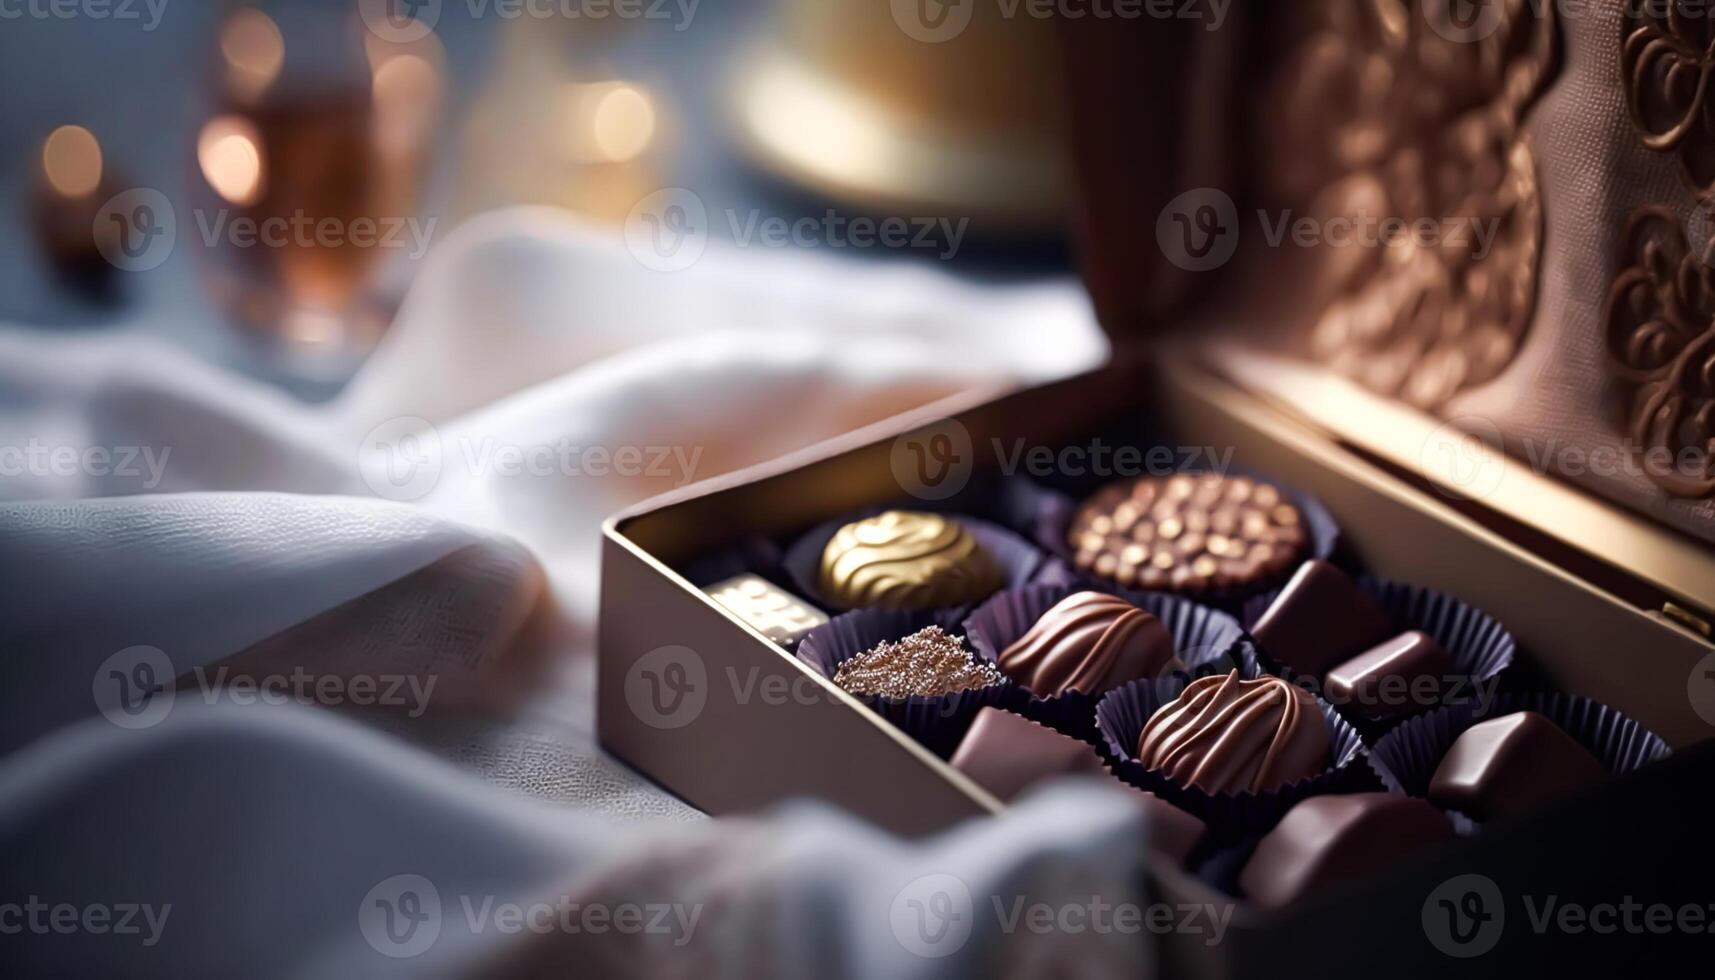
xmin=796 ymin=607 xmax=1014 ymax=758
xmin=1366 ymin=691 xmax=1672 ymax=833
xmin=782 ymin=509 xmax=1064 ymax=617
xmin=1094 ymin=670 xmax=1374 ymax=834
xmin=963 ymin=582 xmax=1255 ymax=743
xmin=1242 ymin=574 xmax=1517 ymax=734
xmin=1028 ymin=469 xmax=1341 ymax=613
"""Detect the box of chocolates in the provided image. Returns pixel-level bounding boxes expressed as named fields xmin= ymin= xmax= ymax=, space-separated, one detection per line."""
xmin=598 ymin=5 xmax=1715 ymax=974
xmin=596 ymin=359 xmax=1715 ymax=976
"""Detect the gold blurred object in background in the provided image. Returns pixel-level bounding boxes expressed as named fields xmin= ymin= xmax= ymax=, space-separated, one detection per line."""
xmin=736 ymin=3 xmax=1068 ymax=230
xmin=454 ymin=22 xmax=664 ymax=224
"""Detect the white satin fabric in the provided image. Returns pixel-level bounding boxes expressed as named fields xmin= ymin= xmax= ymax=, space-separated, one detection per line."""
xmin=0 ymin=209 xmax=1144 ymax=977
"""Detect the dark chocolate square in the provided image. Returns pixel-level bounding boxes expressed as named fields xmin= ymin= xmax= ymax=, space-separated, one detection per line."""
xmin=1324 ymin=630 xmax=1455 ymax=720
xmin=1428 ymin=711 xmax=1604 ymax=820
xmin=1250 ymin=560 xmax=1393 ymax=677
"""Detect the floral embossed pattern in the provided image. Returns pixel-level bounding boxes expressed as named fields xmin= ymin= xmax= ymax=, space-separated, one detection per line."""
xmin=1623 ymin=0 xmax=1715 ymax=200
xmin=1616 ymin=2 xmax=1715 ymax=497
xmin=1266 ymin=0 xmax=1557 ymax=409
xmin=1602 ymin=207 xmax=1715 ymax=497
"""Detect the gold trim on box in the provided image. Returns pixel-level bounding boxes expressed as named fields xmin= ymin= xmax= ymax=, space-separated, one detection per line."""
xmin=1205 ymin=339 xmax=1715 ymax=621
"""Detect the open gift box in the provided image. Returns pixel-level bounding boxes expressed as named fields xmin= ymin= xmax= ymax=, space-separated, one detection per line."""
xmin=598 ymin=5 xmax=1715 ymax=976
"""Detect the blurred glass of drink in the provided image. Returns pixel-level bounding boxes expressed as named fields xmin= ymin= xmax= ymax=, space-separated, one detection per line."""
xmin=195 ymin=3 xmax=444 ymax=381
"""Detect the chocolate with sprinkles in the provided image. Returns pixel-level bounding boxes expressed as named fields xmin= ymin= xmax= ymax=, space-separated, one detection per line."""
xmin=832 ymin=626 xmax=1006 ymax=699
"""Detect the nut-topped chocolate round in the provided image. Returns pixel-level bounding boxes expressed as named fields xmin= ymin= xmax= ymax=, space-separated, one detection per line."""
xmin=1068 ymin=474 xmax=1308 ymax=593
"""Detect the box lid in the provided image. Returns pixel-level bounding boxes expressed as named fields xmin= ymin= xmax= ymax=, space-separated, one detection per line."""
xmin=1057 ymin=14 xmax=1245 ymax=338
xmin=1052 ymin=10 xmax=1715 ymax=631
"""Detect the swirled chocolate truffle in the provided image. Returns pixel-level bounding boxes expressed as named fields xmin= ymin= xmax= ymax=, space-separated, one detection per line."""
xmin=998 ymin=591 xmax=1182 ymax=698
xmin=818 ymin=511 xmax=1004 ymax=610
xmin=1135 ymin=671 xmax=1329 ymax=795
xmin=1068 ymin=474 xmax=1308 ymax=593
xmin=832 ymin=626 xmax=1005 ymax=699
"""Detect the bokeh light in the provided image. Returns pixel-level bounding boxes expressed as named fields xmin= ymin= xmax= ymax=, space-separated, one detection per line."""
xmin=220 ymin=8 xmax=285 ymax=102
xmin=197 ymin=115 xmax=265 ymax=207
xmin=41 ymin=125 xmax=103 ymax=199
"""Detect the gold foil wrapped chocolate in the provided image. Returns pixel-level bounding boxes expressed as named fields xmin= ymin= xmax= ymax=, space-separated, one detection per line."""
xmin=817 ymin=511 xmax=1004 ymax=610
xmin=703 ymin=573 xmax=828 ymax=645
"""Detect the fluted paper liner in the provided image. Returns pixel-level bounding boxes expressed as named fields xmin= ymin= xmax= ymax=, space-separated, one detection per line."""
xmin=1367 ymin=691 xmax=1672 ymax=832
xmin=1095 ymin=670 xmax=1373 ymax=834
xmin=1242 ymin=574 xmax=1517 ymax=735
xmin=796 ymin=607 xmax=1014 ymax=758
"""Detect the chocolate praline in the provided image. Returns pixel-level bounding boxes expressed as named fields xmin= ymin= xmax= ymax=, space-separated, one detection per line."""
xmin=1135 ymin=671 xmax=1329 ymax=795
xmin=949 ymin=707 xmax=1103 ymax=802
xmin=949 ymin=708 xmax=1208 ymax=865
xmin=998 ymin=591 xmax=1182 ymax=698
xmin=1068 ymin=473 xmax=1308 ymax=593
xmin=1239 ymin=793 xmax=1453 ymax=908
xmin=1427 ymin=711 xmax=1603 ymax=820
xmin=1323 ymin=630 xmax=1454 ymax=720
xmin=819 ymin=511 xmax=1004 ymax=610
xmin=1249 ymin=560 xmax=1394 ymax=677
